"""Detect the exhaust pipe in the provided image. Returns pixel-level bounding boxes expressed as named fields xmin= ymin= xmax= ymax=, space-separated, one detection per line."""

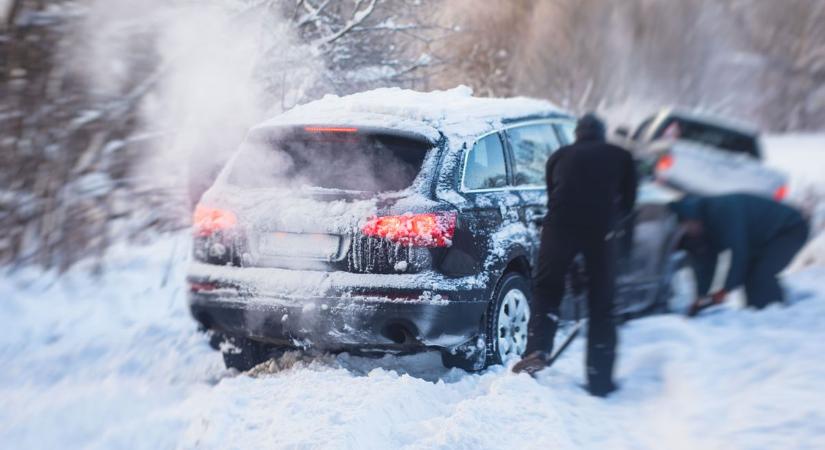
xmin=381 ymin=322 xmax=417 ymax=345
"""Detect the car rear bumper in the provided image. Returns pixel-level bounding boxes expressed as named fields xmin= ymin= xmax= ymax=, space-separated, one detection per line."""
xmin=187 ymin=262 xmax=488 ymax=350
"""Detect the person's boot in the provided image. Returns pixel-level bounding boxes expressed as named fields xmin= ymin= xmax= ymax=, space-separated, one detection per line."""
xmin=586 ymin=379 xmax=618 ymax=397
xmin=514 ymin=309 xmax=559 ymax=374
xmin=586 ymin=332 xmax=617 ymax=397
xmin=512 ymin=351 xmax=552 ymax=375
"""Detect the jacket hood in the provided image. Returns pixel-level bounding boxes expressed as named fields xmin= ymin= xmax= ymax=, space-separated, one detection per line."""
xmin=575 ymin=113 xmax=607 ymax=142
xmin=669 ymin=195 xmax=704 ymax=221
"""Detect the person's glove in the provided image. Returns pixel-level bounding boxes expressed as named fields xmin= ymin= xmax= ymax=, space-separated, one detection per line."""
xmin=710 ymin=290 xmax=727 ymax=304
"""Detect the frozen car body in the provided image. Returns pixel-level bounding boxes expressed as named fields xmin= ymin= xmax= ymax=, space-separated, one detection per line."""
xmin=188 ymin=87 xmax=683 ymax=367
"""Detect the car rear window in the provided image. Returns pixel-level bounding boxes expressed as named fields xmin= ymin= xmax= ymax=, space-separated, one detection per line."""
xmin=227 ymin=128 xmax=432 ymax=192
xmin=653 ymin=117 xmax=759 ymax=158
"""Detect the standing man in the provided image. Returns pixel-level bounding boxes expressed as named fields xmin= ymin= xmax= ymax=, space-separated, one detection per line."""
xmin=513 ymin=113 xmax=637 ymax=397
xmin=669 ymin=194 xmax=809 ymax=312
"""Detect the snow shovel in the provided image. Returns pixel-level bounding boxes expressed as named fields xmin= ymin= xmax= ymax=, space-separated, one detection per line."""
xmin=512 ymin=316 xmax=587 ymax=377
xmin=544 ymin=317 xmax=587 ymax=368
xmin=686 ymin=295 xmax=725 ymax=317
xmin=513 ymin=291 xmax=587 ymax=377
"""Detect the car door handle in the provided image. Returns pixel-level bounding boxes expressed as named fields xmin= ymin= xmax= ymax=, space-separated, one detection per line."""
xmin=526 ymin=208 xmax=546 ymax=225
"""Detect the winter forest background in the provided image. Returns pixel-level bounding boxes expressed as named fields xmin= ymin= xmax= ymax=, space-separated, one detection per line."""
xmin=2 ymin=0 xmax=825 ymax=270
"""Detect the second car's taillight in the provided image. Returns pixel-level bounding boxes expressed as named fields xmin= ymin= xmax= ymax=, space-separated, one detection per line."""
xmin=655 ymin=153 xmax=675 ymax=173
xmin=193 ymin=205 xmax=237 ymax=237
xmin=362 ymin=212 xmax=457 ymax=247
xmin=773 ymin=185 xmax=789 ymax=201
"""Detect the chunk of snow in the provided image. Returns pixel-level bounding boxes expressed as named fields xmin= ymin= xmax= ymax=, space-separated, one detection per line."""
xmin=393 ymin=260 xmax=408 ymax=272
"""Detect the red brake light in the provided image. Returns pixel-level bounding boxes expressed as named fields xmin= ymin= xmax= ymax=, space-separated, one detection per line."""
xmin=362 ymin=212 xmax=457 ymax=247
xmin=655 ymin=154 xmax=674 ymax=173
xmin=193 ymin=205 xmax=237 ymax=237
xmin=304 ymin=126 xmax=358 ymax=133
xmin=773 ymin=185 xmax=788 ymax=201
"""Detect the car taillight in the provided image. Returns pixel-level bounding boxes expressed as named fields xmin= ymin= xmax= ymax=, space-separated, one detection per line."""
xmin=193 ymin=205 xmax=237 ymax=237
xmin=773 ymin=185 xmax=788 ymax=201
xmin=189 ymin=281 xmax=216 ymax=293
xmin=655 ymin=154 xmax=674 ymax=173
xmin=362 ymin=212 xmax=457 ymax=247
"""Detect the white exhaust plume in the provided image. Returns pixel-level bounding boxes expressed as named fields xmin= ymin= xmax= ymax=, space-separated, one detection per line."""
xmin=72 ymin=0 xmax=324 ymax=209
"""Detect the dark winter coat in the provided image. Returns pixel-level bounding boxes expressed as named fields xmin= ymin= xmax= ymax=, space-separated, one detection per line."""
xmin=670 ymin=194 xmax=807 ymax=295
xmin=544 ymin=137 xmax=638 ymax=232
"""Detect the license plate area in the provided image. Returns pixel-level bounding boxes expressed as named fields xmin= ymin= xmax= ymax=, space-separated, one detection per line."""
xmin=258 ymin=232 xmax=343 ymax=260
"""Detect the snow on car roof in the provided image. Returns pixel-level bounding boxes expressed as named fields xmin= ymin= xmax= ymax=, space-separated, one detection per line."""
xmin=253 ymin=86 xmax=571 ymax=143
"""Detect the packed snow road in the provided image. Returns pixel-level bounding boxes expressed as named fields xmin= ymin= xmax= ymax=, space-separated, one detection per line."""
xmin=2 ymin=135 xmax=825 ymax=449
xmin=2 ymin=236 xmax=824 ymax=449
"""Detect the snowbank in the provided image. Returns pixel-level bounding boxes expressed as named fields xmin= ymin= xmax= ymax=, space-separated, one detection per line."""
xmin=2 ymin=234 xmax=825 ymax=449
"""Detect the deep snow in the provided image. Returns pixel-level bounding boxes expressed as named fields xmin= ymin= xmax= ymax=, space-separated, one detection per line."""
xmin=2 ymin=236 xmax=824 ymax=449
xmin=1 ymin=134 xmax=825 ymax=449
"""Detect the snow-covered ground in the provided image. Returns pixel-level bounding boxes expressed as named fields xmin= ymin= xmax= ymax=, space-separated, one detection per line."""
xmin=765 ymin=134 xmax=825 ymax=268
xmin=1 ymin=135 xmax=824 ymax=449
xmin=763 ymin=134 xmax=825 ymax=194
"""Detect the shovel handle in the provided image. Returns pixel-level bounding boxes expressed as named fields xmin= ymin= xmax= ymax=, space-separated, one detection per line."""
xmin=687 ymin=296 xmax=725 ymax=317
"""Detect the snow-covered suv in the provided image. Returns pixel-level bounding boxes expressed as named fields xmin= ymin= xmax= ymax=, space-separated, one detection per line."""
xmin=188 ymin=87 xmax=686 ymax=371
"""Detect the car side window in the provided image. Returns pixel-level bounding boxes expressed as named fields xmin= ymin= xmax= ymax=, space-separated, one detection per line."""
xmin=463 ymin=134 xmax=508 ymax=190
xmin=554 ymin=122 xmax=576 ymax=145
xmin=508 ymin=124 xmax=561 ymax=187
xmin=632 ymin=117 xmax=654 ymax=141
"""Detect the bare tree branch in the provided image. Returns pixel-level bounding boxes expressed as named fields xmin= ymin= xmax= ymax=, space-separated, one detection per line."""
xmin=317 ymin=0 xmax=378 ymax=46
xmin=297 ymin=0 xmax=331 ymax=27
xmin=2 ymin=0 xmax=24 ymax=28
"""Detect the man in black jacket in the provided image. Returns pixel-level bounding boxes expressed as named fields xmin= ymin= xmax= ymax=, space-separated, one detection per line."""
xmin=513 ymin=113 xmax=637 ymax=397
xmin=669 ymin=194 xmax=808 ymax=310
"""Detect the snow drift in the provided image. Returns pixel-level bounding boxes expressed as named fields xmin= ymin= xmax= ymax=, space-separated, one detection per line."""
xmin=1 ymin=234 xmax=824 ymax=449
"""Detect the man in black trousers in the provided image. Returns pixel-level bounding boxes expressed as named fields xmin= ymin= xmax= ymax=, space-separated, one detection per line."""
xmin=513 ymin=113 xmax=637 ymax=397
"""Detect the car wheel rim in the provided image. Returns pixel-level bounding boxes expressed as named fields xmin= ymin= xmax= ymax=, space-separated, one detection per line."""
xmin=497 ymin=288 xmax=530 ymax=360
xmin=669 ymin=266 xmax=697 ymax=314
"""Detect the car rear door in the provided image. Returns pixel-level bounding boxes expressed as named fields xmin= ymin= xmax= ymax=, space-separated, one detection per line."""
xmin=444 ymin=132 xmax=522 ymax=277
xmin=503 ymin=121 xmax=566 ymax=270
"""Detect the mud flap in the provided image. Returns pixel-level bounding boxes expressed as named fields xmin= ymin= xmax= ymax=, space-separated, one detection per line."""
xmin=441 ymin=334 xmax=487 ymax=371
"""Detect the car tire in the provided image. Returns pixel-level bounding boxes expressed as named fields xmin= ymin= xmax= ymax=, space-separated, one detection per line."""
xmin=219 ymin=335 xmax=274 ymax=372
xmin=657 ymin=260 xmax=698 ymax=315
xmin=441 ymin=271 xmax=532 ymax=371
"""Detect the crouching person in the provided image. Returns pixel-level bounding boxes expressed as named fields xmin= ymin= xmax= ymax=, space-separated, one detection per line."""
xmin=669 ymin=193 xmax=809 ymax=310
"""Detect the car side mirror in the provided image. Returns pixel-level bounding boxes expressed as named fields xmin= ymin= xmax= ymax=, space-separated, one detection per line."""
xmin=615 ymin=126 xmax=630 ymax=139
